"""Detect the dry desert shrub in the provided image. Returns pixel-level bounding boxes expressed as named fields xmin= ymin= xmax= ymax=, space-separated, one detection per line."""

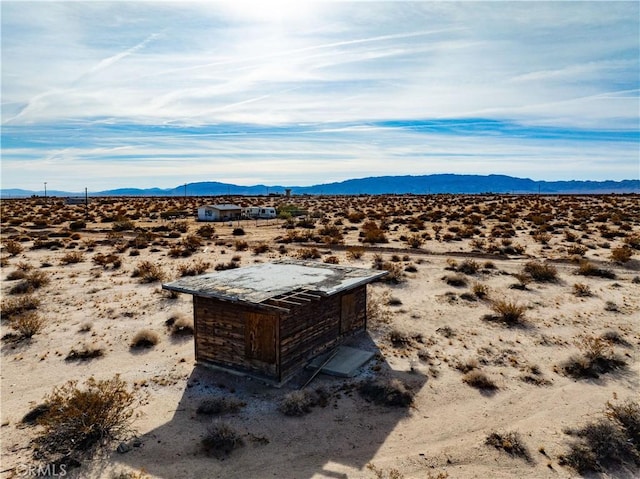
xmin=323 ymin=255 xmax=340 ymax=264
xmin=3 ymin=239 xmax=23 ymax=256
xmin=65 ymin=344 xmax=105 ymax=361
xmin=170 ymin=315 xmax=194 ymax=336
xmin=201 ymin=421 xmax=244 ymax=458
xmin=252 ymin=243 xmax=270 ymax=255
xmin=131 ymin=261 xmax=166 ymax=283
xmin=624 ymin=232 xmax=640 ymax=250
xmin=442 ymin=274 xmax=467 ymax=287
xmin=559 ymin=336 xmax=626 ymax=379
xmin=457 ymin=259 xmax=480 ymax=275
xmin=93 ymin=253 xmax=122 ymax=269
xmin=130 ymin=329 xmax=160 ymax=349
xmin=358 ymin=378 xmax=414 ymax=407
xmin=196 ymin=224 xmax=216 ymax=239
xmin=60 ymin=251 xmax=84 ymax=265
xmin=472 ymin=282 xmax=489 ymax=299
xmin=177 ymin=259 xmax=210 ymax=277
xmin=214 ymin=259 xmax=239 ymax=271
xmin=572 ymin=283 xmax=593 ymax=297
xmin=278 ymin=390 xmax=317 ymax=417
xmin=234 ymin=240 xmax=248 ymax=251
xmin=31 ymin=375 xmax=137 ymax=460
xmin=297 ymin=247 xmax=321 ymax=259
xmin=366 ymin=463 xmax=406 ymax=479
xmin=610 ymin=246 xmax=633 ymax=263
xmin=406 ymin=234 xmax=424 ymax=249
xmin=487 ymin=299 xmax=527 ymax=326
xmin=9 ymin=270 xmax=50 ymax=295
xmin=523 ymin=261 xmax=558 ymax=282
xmin=11 ymin=311 xmax=45 ymax=339
xmin=361 ymin=221 xmax=388 ymax=244
xmin=600 ymin=329 xmax=629 ymax=346
xmin=485 ymin=431 xmax=532 ymax=462
xmin=462 ymin=370 xmax=498 ymax=390
xmin=1 ymin=294 xmax=40 ymax=320
xmin=560 ymin=400 xmax=640 ymax=474
xmin=197 ymin=397 xmax=246 ymax=416
xmin=576 ymin=260 xmax=615 ymax=279
xmin=346 ymin=246 xmax=365 ymax=260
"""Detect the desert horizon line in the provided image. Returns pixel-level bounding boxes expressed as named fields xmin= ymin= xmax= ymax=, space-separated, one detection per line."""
xmin=2 ymin=173 xmax=639 ymax=197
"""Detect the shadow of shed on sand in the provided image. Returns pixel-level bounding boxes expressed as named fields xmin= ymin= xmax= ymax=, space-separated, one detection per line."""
xmin=115 ymin=333 xmax=427 ymax=479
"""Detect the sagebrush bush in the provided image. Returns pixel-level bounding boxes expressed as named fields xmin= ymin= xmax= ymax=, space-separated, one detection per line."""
xmin=523 ymin=261 xmax=558 ymax=282
xmin=60 ymin=251 xmax=84 ymax=265
xmin=170 ymin=316 xmax=194 ymax=336
xmin=485 ymin=431 xmax=532 ymax=462
xmin=252 ymin=243 xmax=270 ymax=254
xmin=572 ymin=283 xmax=592 ymax=297
xmin=3 ymin=239 xmax=23 ymax=256
xmin=65 ymin=344 xmax=105 ymax=361
xmin=559 ymin=336 xmax=626 ymax=379
xmin=1 ymin=294 xmax=40 ymax=320
xmin=560 ymin=400 xmax=640 ymax=474
xmin=9 ymin=270 xmax=50 ymax=295
xmin=443 ymin=274 xmax=467 ymax=287
xmin=131 ymin=261 xmax=166 ymax=283
xmin=346 ymin=246 xmax=365 ymax=260
xmin=201 ymin=421 xmax=244 ymax=458
xmin=177 ymin=259 xmax=210 ymax=277
xmin=11 ymin=311 xmax=45 ymax=339
xmin=358 ymin=378 xmax=414 ymax=407
xmin=130 ymin=329 xmax=160 ymax=349
xmin=472 ymin=282 xmax=489 ymax=299
xmin=576 ymin=260 xmax=615 ymax=279
xmin=279 ymin=390 xmax=317 ymax=416
xmin=6 ymin=269 xmax=27 ymax=281
xmin=610 ymin=246 xmax=633 ymax=263
xmin=93 ymin=253 xmax=122 ymax=269
xmin=33 ymin=375 xmax=136 ymax=459
xmin=457 ymin=259 xmax=480 ymax=275
xmin=488 ymin=299 xmax=527 ymax=326
xmin=462 ymin=370 xmax=498 ymax=390
xmin=297 ymin=247 xmax=321 ymax=259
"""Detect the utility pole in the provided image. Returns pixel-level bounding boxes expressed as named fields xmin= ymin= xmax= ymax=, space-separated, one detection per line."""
xmin=44 ymin=182 xmax=47 ymax=202
xmin=85 ymin=188 xmax=88 ymax=219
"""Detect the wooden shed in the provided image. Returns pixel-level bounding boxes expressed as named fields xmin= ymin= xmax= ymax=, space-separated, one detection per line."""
xmin=162 ymin=260 xmax=386 ymax=384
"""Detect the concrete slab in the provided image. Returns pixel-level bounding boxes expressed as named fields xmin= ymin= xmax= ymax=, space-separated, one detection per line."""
xmin=307 ymin=346 xmax=375 ymax=377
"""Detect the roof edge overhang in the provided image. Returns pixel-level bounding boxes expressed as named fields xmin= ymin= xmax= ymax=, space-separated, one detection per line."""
xmin=162 ymin=284 xmax=291 ymax=312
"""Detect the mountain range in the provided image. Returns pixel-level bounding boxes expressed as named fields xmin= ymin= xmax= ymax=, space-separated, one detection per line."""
xmin=1 ymin=174 xmax=638 ymax=198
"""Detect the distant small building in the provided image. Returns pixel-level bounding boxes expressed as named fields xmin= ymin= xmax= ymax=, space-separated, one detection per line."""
xmin=243 ymin=206 xmax=277 ymax=219
xmin=162 ymin=260 xmax=387 ymax=384
xmin=197 ymin=204 xmax=242 ymax=222
xmin=66 ymin=197 xmax=88 ymax=205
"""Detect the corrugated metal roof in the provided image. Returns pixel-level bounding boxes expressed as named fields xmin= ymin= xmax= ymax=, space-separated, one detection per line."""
xmin=162 ymin=259 xmax=387 ymax=304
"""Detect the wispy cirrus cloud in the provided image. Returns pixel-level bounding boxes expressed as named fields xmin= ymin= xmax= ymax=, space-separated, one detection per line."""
xmin=1 ymin=1 xmax=638 ymax=190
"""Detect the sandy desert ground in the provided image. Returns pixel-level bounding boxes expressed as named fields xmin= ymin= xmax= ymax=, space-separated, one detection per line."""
xmin=1 ymin=194 xmax=639 ymax=479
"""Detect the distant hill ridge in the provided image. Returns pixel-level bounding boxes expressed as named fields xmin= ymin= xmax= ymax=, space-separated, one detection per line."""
xmin=2 ymin=174 xmax=638 ymax=197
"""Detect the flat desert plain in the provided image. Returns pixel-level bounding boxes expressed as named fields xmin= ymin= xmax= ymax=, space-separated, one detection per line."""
xmin=1 ymin=194 xmax=639 ymax=479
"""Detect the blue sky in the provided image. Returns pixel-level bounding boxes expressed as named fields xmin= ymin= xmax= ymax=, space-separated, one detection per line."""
xmin=1 ymin=1 xmax=639 ymax=191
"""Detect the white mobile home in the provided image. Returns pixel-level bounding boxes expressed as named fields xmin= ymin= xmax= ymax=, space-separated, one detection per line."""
xmin=243 ymin=206 xmax=277 ymax=219
xmin=197 ymin=204 xmax=242 ymax=222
